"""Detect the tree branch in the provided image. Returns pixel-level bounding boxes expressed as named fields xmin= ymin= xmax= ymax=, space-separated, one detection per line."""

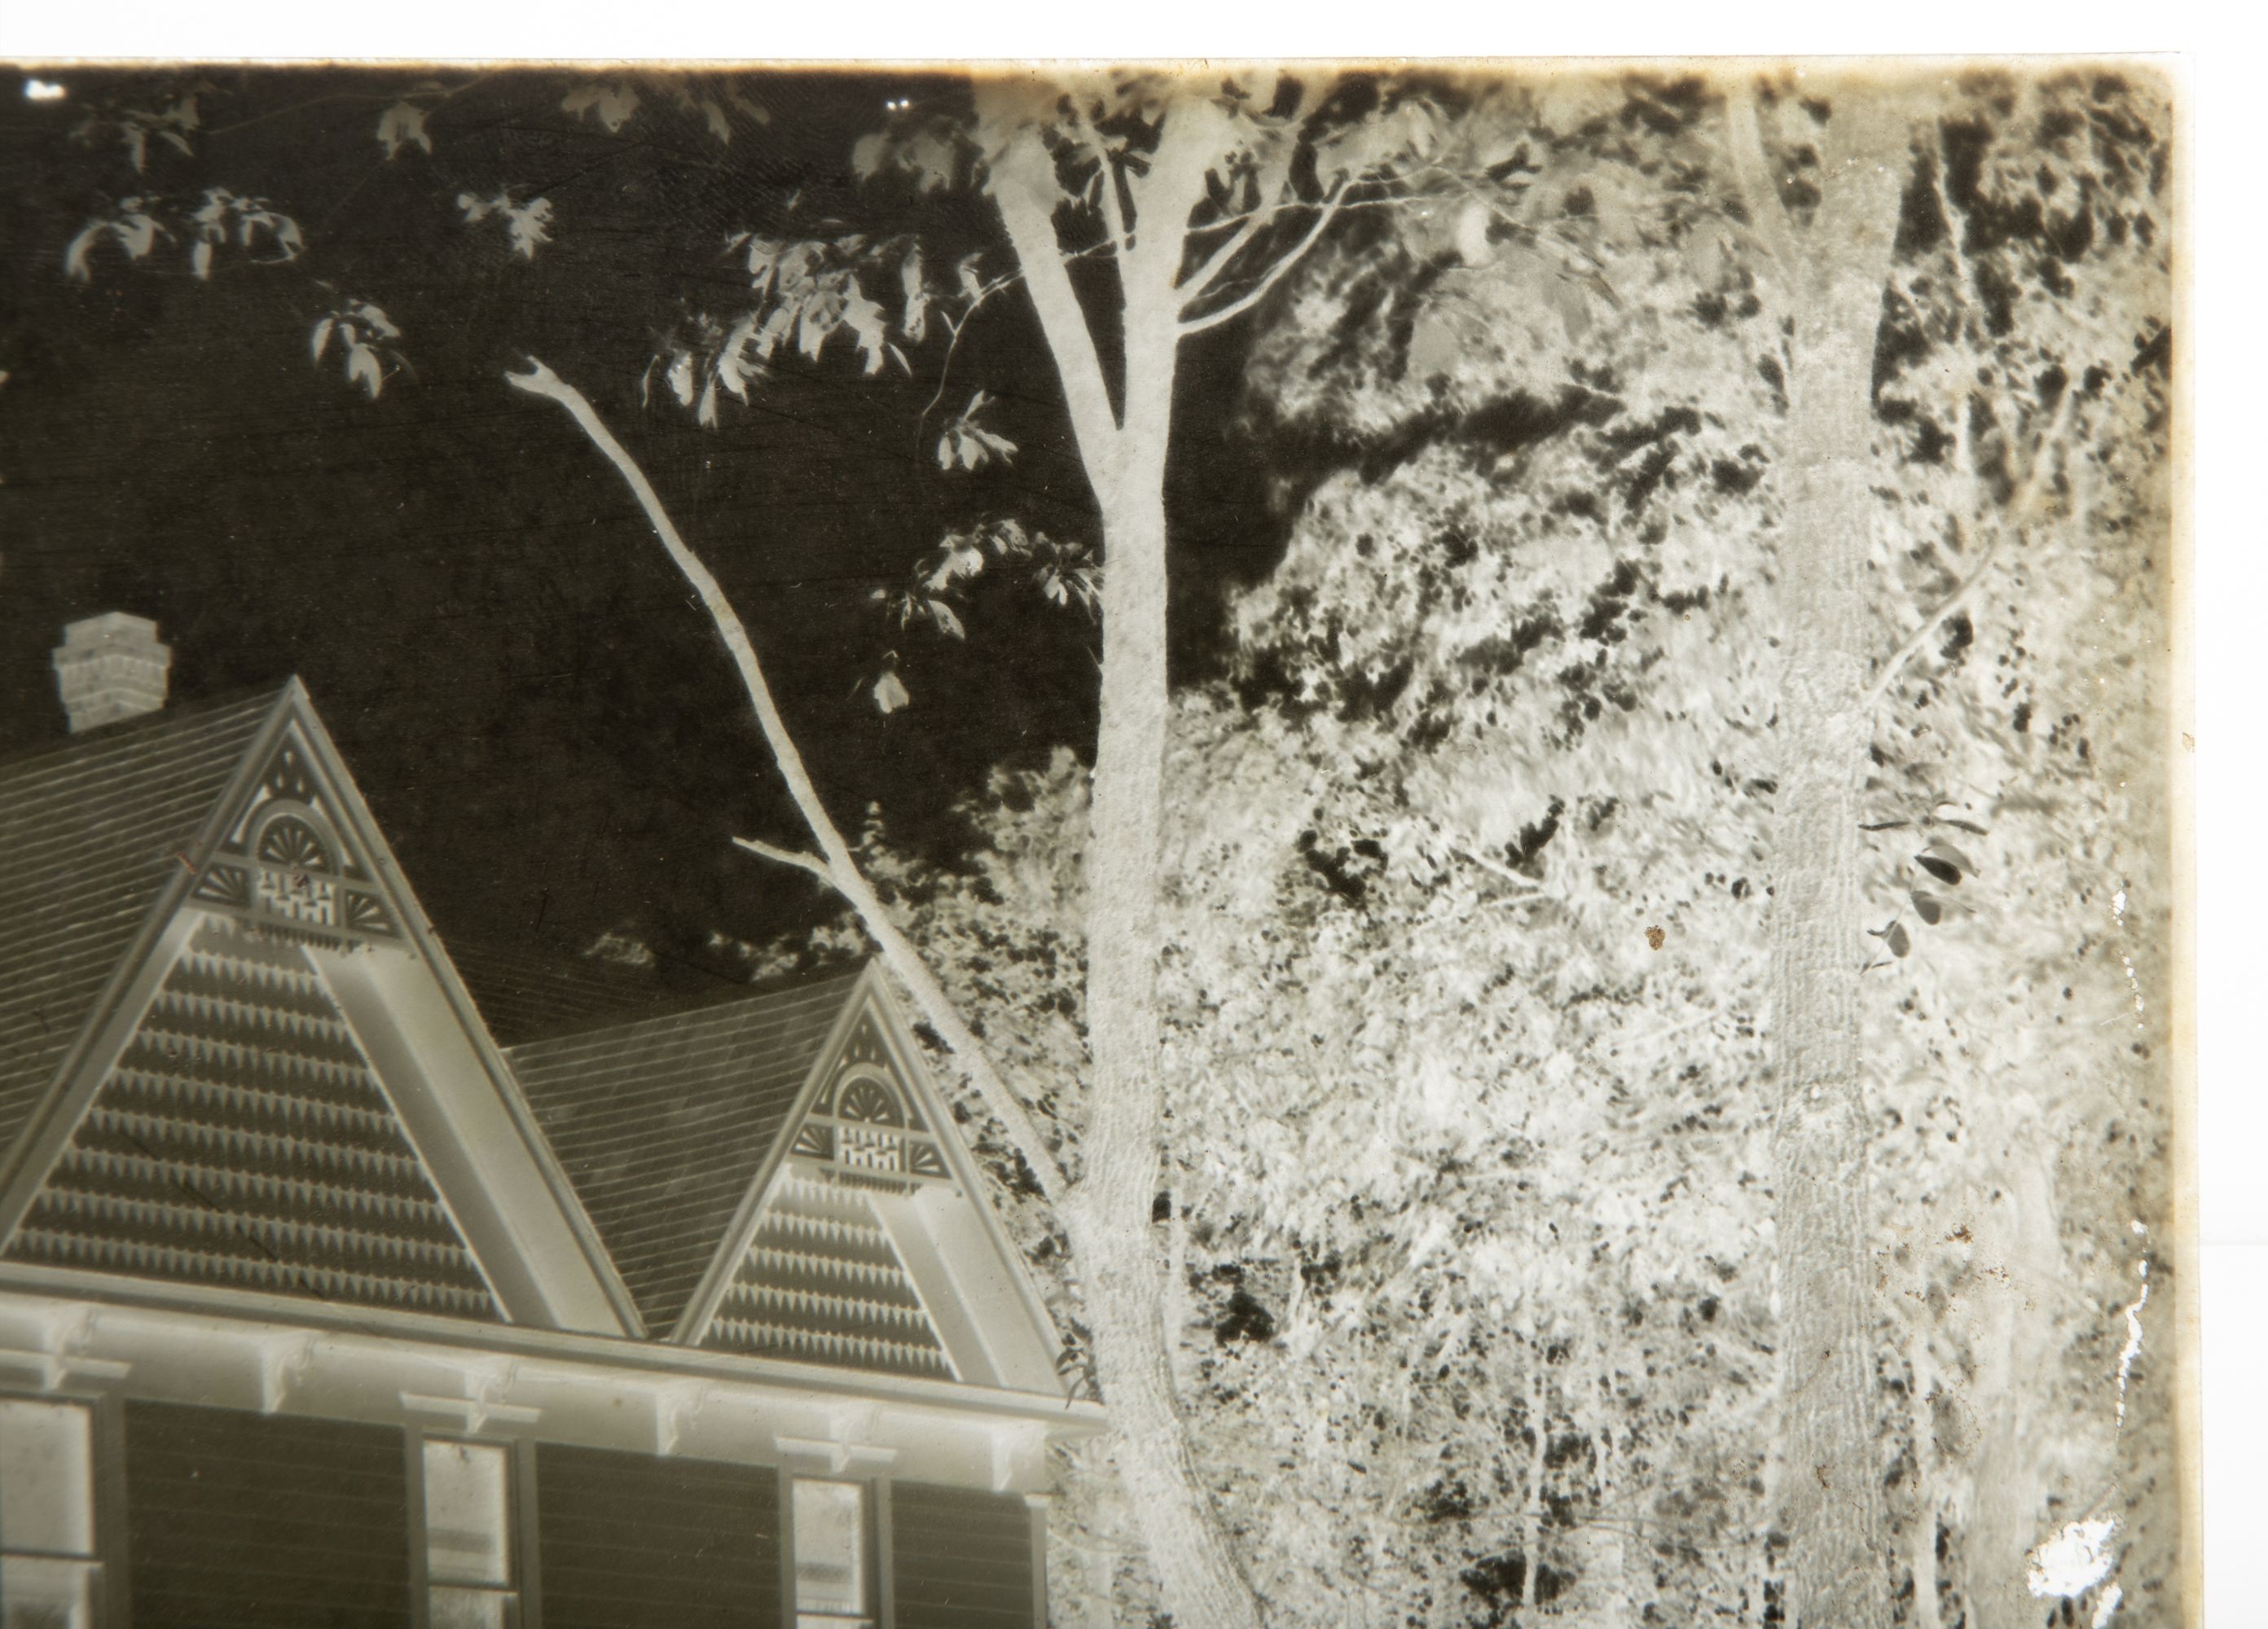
xmin=1863 ymin=525 xmax=2011 ymax=712
xmin=1452 ymin=843 xmax=1546 ymax=894
xmin=731 ymin=836 xmax=834 ymax=886
xmin=1178 ymin=183 xmax=1345 ymax=336
xmin=201 ymin=77 xmax=490 ymax=140
xmin=913 ymin=241 xmax=1120 ymax=452
xmin=979 ymin=110 xmax=1123 ymax=497
xmin=1094 ymin=146 xmax=1134 ymax=262
xmin=1867 ymin=397 xmax=2072 ymax=711
xmin=1177 ymin=204 xmax=1266 ymax=302
xmin=508 ymin=356 xmax=1070 ymax=1205
xmin=1723 ymin=82 xmax=1798 ymax=283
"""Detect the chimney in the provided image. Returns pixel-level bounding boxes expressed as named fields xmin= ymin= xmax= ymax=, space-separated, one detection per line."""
xmin=53 ymin=613 xmax=173 ymax=733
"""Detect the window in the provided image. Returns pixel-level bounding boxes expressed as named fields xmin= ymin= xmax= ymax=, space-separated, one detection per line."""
xmin=0 ymin=1398 xmax=100 ymax=1629
xmin=792 ymin=1479 xmax=871 ymax=1629
xmin=422 ymin=1438 xmax=518 ymax=1629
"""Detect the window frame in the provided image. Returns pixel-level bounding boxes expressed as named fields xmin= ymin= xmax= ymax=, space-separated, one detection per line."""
xmin=780 ymin=1467 xmax=893 ymax=1629
xmin=407 ymin=1425 xmax=540 ymax=1629
xmin=0 ymin=1385 xmax=124 ymax=1629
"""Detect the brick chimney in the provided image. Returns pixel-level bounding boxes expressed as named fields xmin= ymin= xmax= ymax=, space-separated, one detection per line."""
xmin=53 ymin=613 xmax=173 ymax=733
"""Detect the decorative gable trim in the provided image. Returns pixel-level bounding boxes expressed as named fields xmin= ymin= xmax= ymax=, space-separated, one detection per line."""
xmin=789 ymin=1020 xmax=955 ymax=1186
xmin=252 ymin=687 xmax=640 ymax=1337
xmin=666 ymin=977 xmax=877 ymax=1348
xmin=672 ymin=967 xmax=1066 ymax=1394
xmin=185 ymin=725 xmax=402 ymax=947
xmin=0 ymin=682 xmax=642 ymax=1340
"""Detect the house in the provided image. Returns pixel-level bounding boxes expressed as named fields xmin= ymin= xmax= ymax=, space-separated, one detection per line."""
xmin=0 ymin=613 xmax=1102 ymax=1628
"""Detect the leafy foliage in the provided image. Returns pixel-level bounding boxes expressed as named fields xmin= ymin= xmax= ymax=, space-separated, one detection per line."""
xmin=837 ymin=67 xmax=2174 ymax=1627
xmin=64 ymin=186 xmax=302 ymax=283
xmin=374 ymin=98 xmax=435 ymax=160
xmin=559 ymin=79 xmax=769 ymax=144
xmin=71 ymin=90 xmax=200 ymax=173
xmin=309 ymin=297 xmax=406 ymax=400
xmin=934 ymin=389 xmax=1017 ymax=471
xmin=456 ymin=189 xmax=555 ymax=261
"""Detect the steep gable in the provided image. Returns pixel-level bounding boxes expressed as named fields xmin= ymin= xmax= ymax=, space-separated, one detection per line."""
xmin=503 ymin=973 xmax=860 ymax=1339
xmin=176 ymin=721 xmax=406 ymax=946
xmin=679 ymin=973 xmax=1068 ymax=1394
xmin=0 ymin=683 xmax=636 ymax=1336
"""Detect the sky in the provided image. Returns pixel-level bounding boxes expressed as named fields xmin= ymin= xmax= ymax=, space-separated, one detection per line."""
xmin=0 ymin=66 xmax=1291 ymax=989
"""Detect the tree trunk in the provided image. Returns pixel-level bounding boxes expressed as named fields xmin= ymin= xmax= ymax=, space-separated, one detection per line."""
xmin=1760 ymin=104 xmax=1910 ymax=1629
xmin=1520 ymin=1357 xmax=1547 ymax=1615
xmin=983 ymin=106 xmax=1266 ymax=1629
xmin=1064 ymin=465 xmax=1260 ymax=1629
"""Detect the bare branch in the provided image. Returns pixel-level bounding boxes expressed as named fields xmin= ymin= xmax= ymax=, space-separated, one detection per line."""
xmin=1178 ymin=201 xmax=1268 ymax=301
xmin=732 ymin=836 xmax=835 ymax=886
xmin=1611 ymin=1005 xmax=1737 ymax=1053
xmin=1452 ymin=843 xmax=1545 ymax=893
xmin=1868 ymin=398 xmax=2073 ymax=711
xmin=202 ymin=77 xmax=490 ymax=140
xmin=1094 ymin=147 xmax=1134 ymax=261
xmin=508 ymin=356 xmax=1070 ymax=1205
xmin=1864 ymin=525 xmax=2013 ymax=713
xmin=1178 ymin=183 xmax=1346 ymax=336
xmin=912 ymin=240 xmax=1122 ymax=448
xmin=1180 ymin=186 xmax=1441 ymax=308
xmin=1723 ymin=82 xmax=1798 ymax=283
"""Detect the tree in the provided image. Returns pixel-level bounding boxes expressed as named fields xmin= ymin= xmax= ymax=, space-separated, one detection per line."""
xmin=852 ymin=680 xmax=1787 ymax=1627
xmin=15 ymin=63 xmax=2178 ymax=1627
xmin=1722 ymin=70 xmax=2172 ymax=1628
xmin=1227 ymin=64 xmax=2174 ymax=1628
xmin=1719 ymin=83 xmax=1914 ymax=1629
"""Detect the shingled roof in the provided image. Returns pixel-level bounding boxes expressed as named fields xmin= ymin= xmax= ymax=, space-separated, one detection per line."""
xmin=442 ymin=938 xmax=701 ymax=1049
xmin=0 ymin=687 xmax=286 ymax=1176
xmin=0 ymin=684 xmax=1053 ymax=1381
xmin=503 ymin=971 xmax=862 ymax=1338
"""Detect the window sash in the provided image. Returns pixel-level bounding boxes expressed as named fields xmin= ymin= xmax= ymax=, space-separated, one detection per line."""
xmin=422 ymin=1438 xmax=513 ymax=1589
xmin=0 ymin=1553 xmax=101 ymax=1628
xmin=428 ymin=1583 xmax=519 ymax=1629
xmin=791 ymin=1478 xmax=871 ymax=1622
xmin=0 ymin=1398 xmax=96 ymax=1562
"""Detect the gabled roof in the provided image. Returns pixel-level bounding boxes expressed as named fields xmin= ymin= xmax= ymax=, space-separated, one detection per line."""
xmin=0 ymin=682 xmax=636 ymax=1336
xmin=503 ymin=971 xmax=861 ymax=1338
xmin=704 ymin=1166 xmax=954 ymax=1378
xmin=0 ymin=682 xmax=1064 ymax=1391
xmin=0 ymin=688 xmax=284 ymax=1177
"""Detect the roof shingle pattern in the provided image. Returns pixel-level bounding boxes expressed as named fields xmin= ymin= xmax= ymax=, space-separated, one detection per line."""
xmin=0 ymin=691 xmax=283 ymax=1170
xmin=503 ymin=973 xmax=859 ymax=1337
